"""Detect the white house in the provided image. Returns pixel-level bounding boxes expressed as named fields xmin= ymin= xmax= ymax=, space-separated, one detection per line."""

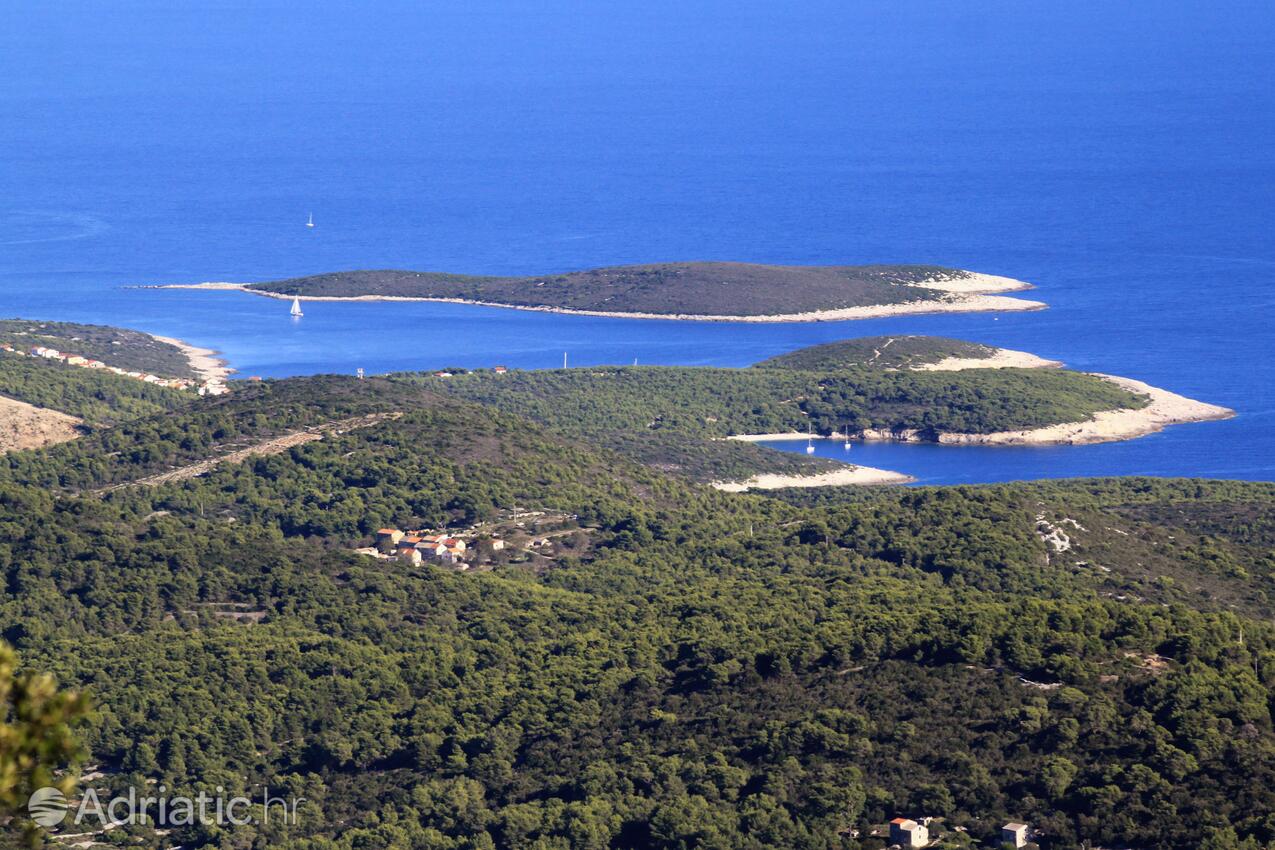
xmin=889 ymin=818 xmax=928 ymax=848
xmin=1001 ymin=822 xmax=1028 ymax=848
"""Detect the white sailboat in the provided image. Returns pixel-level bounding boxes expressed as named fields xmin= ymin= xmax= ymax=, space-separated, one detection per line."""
xmin=805 ymin=422 xmax=815 ymax=454
xmin=306 ymin=212 xmax=315 ymax=228
xmin=843 ymin=422 xmax=852 ymax=451
xmin=290 ymin=297 xmax=303 ymax=318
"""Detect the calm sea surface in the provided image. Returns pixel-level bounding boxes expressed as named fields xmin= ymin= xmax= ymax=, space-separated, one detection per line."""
xmin=1 ymin=1 xmax=1271 ymax=484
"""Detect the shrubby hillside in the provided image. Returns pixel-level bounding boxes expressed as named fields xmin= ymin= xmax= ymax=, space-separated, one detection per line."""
xmin=403 ymin=363 xmax=1144 ymax=482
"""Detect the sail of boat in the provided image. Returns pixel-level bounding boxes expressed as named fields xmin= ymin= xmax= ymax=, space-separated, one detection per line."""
xmin=290 ymin=296 xmax=303 ymax=317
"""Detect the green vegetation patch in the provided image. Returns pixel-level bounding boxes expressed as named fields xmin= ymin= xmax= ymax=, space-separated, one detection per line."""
xmin=756 ymin=335 xmax=997 ymax=371
xmin=0 ymin=355 xmax=187 ymax=426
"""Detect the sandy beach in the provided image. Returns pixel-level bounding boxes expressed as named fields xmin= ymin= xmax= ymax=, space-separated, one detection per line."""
xmin=150 ymin=334 xmax=234 ymax=383
xmin=0 ymin=395 xmax=82 ymax=453
xmin=155 ymin=274 xmax=1046 ymax=323
xmin=909 ymin=272 xmax=1034 ymax=294
xmin=913 ymin=346 xmax=1062 ymax=371
xmin=729 ymin=432 xmax=816 ymax=442
xmin=712 ymin=464 xmax=913 ymax=491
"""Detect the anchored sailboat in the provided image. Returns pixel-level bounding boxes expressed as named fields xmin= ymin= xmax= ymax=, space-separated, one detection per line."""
xmin=843 ymin=422 xmax=852 ymax=451
xmin=290 ymin=297 xmax=303 ymax=318
xmin=306 ymin=212 xmax=315 ymax=228
xmin=806 ymin=422 xmax=815 ymax=454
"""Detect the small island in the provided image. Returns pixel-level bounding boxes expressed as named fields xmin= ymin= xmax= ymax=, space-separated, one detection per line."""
xmin=160 ymin=261 xmax=1047 ymax=321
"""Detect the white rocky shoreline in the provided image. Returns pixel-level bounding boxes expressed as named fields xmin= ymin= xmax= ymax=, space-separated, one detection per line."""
xmin=729 ymin=373 xmax=1233 ymax=450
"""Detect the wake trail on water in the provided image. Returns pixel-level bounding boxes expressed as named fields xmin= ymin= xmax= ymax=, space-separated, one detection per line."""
xmin=0 ymin=211 xmax=108 ymax=246
xmin=1141 ymin=251 xmax=1275 ymax=268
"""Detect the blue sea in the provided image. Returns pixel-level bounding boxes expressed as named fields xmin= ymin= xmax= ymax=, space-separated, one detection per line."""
xmin=1 ymin=1 xmax=1272 ymax=484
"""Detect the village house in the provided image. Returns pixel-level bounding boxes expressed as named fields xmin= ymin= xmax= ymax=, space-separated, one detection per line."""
xmin=1001 ymin=822 xmax=1029 ymax=848
xmin=376 ymin=528 xmax=405 ymax=553
xmin=366 ymin=526 xmax=508 ymax=569
xmin=889 ymin=818 xmax=928 ymax=848
xmin=415 ymin=541 xmax=448 ymax=559
xmin=394 ymin=536 xmax=422 ymax=559
xmin=65 ymin=355 xmax=87 ymax=366
xmin=416 ymin=535 xmax=467 ymax=563
xmin=493 ymin=365 xmax=508 ymax=374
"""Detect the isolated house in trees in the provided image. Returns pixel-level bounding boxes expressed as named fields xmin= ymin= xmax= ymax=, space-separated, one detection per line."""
xmin=888 ymin=818 xmax=928 ymax=848
xmin=1002 ymin=822 xmax=1029 ymax=848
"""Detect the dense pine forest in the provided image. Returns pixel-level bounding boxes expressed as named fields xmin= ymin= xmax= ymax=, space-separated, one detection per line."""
xmin=0 ymin=351 xmax=1270 ymax=849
